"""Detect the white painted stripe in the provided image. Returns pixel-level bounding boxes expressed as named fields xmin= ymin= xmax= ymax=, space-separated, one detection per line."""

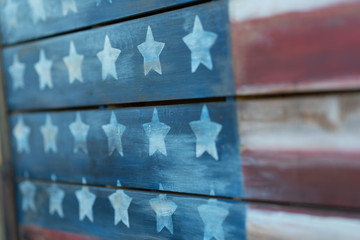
xmin=247 ymin=208 xmax=360 ymax=240
xmin=230 ymin=0 xmax=358 ymax=22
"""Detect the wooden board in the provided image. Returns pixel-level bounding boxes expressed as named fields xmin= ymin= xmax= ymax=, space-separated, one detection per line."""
xmin=17 ymin=180 xmax=246 ymax=240
xmin=10 ymin=102 xmax=242 ymax=197
xmin=2 ymin=1 xmax=234 ymax=110
xmin=0 ymin=0 xmax=203 ymax=45
xmin=17 ymin=179 xmax=360 ymax=239
xmin=230 ymin=0 xmax=360 ymax=95
xmin=239 ymin=93 xmax=360 ymax=208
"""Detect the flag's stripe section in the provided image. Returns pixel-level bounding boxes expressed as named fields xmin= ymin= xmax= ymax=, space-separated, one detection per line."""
xmin=246 ymin=205 xmax=360 ymax=240
xmin=17 ymin=180 xmax=246 ymax=240
xmin=21 ymin=225 xmax=100 ymax=240
xmin=231 ymin=1 xmax=360 ymax=94
xmin=3 ymin=1 xmax=234 ymax=110
xmin=0 ymin=0 xmax=202 ymax=45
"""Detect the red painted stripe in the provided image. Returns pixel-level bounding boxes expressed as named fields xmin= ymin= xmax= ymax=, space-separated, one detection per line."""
xmin=231 ymin=2 xmax=360 ymax=94
xmin=243 ymin=149 xmax=360 ymax=208
xmin=21 ymin=225 xmax=100 ymax=240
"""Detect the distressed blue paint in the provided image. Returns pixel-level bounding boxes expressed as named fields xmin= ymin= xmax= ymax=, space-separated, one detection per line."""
xmin=10 ymin=102 xmax=243 ymax=198
xmin=2 ymin=1 xmax=234 ymax=110
xmin=0 ymin=0 xmax=205 ymax=44
xmin=17 ymin=180 xmax=247 ymax=240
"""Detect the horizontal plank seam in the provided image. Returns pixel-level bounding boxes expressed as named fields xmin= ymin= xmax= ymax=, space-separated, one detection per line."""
xmin=2 ymin=0 xmax=210 ymax=48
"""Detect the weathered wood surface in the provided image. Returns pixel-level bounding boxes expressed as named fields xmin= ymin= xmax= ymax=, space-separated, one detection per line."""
xmin=230 ymin=0 xmax=360 ymax=95
xmin=0 ymin=0 xmax=204 ymax=45
xmin=17 ymin=180 xmax=246 ymax=240
xmin=11 ymin=102 xmax=242 ymax=197
xmin=17 ymin=179 xmax=360 ymax=239
xmin=3 ymin=1 xmax=234 ymax=110
xmin=239 ymin=93 xmax=360 ymax=208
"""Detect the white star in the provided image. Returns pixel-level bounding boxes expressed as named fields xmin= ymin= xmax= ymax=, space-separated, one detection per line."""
xmin=19 ymin=179 xmax=36 ymax=212
xmin=47 ymin=174 xmax=65 ymax=218
xmin=9 ymin=54 xmax=25 ymax=90
xmin=102 ymin=111 xmax=126 ymax=156
xmin=108 ymin=180 xmax=132 ymax=227
xmin=61 ymin=0 xmax=77 ymax=16
xmin=40 ymin=114 xmax=58 ymax=153
xmin=149 ymin=184 xmax=177 ymax=234
xmin=27 ymin=0 xmax=46 ymax=23
xmin=183 ymin=15 xmax=218 ymax=73
xmin=190 ymin=105 xmax=222 ymax=160
xmin=2 ymin=0 xmax=18 ymax=28
xmin=63 ymin=41 xmax=84 ymax=84
xmin=76 ymin=178 xmax=96 ymax=222
xmin=69 ymin=112 xmax=90 ymax=154
xmin=97 ymin=35 xmax=121 ymax=80
xmin=34 ymin=49 xmax=53 ymax=90
xmin=143 ymin=108 xmax=170 ymax=156
xmin=96 ymin=0 xmax=112 ymax=6
xmin=137 ymin=26 xmax=165 ymax=76
xmin=198 ymin=190 xmax=229 ymax=240
xmin=13 ymin=116 xmax=31 ymax=154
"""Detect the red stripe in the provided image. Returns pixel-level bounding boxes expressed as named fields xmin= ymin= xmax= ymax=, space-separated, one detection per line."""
xmin=21 ymin=225 xmax=100 ymax=240
xmin=243 ymin=149 xmax=360 ymax=208
xmin=231 ymin=2 xmax=360 ymax=94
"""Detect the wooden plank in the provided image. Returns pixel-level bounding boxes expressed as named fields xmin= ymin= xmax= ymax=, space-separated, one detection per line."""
xmin=230 ymin=0 xmax=360 ymax=95
xmin=0 ymin=0 xmax=204 ymax=45
xmin=17 ymin=179 xmax=360 ymax=239
xmin=17 ymin=180 xmax=246 ymax=239
xmin=238 ymin=93 xmax=360 ymax=208
xmin=2 ymin=1 xmax=234 ymax=110
xmin=10 ymin=102 xmax=242 ymax=197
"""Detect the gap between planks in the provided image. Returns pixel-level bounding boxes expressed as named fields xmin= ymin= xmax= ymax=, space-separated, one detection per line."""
xmin=17 ymin=176 xmax=360 ymax=214
xmin=1 ymin=0 xmax=211 ymax=49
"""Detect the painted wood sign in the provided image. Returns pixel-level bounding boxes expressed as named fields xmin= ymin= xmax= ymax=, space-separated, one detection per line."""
xmin=2 ymin=1 xmax=234 ymax=110
xmin=11 ymin=94 xmax=360 ymax=207
xmin=17 ymin=180 xmax=360 ymax=240
xmin=0 ymin=0 xmax=203 ymax=44
xmin=10 ymin=102 xmax=242 ymax=198
xmin=230 ymin=0 xmax=360 ymax=94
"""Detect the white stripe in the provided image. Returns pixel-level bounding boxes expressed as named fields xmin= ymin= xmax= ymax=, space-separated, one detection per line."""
xmin=230 ymin=0 xmax=358 ymax=22
xmin=247 ymin=208 xmax=360 ymax=240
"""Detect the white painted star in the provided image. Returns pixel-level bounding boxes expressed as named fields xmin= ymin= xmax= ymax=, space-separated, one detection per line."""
xmin=198 ymin=190 xmax=229 ymax=240
xmin=75 ymin=178 xmax=96 ymax=222
xmin=13 ymin=116 xmax=31 ymax=154
xmin=102 ymin=111 xmax=126 ymax=156
xmin=183 ymin=15 xmax=218 ymax=72
xmin=19 ymin=179 xmax=36 ymax=212
xmin=61 ymin=0 xmax=77 ymax=16
xmin=27 ymin=0 xmax=46 ymax=23
xmin=47 ymin=174 xmax=65 ymax=218
xmin=96 ymin=0 xmax=112 ymax=6
xmin=9 ymin=54 xmax=25 ymax=90
xmin=149 ymin=184 xmax=177 ymax=234
xmin=137 ymin=26 xmax=165 ymax=76
xmin=108 ymin=180 xmax=132 ymax=227
xmin=190 ymin=105 xmax=222 ymax=160
xmin=34 ymin=49 xmax=53 ymax=90
xmin=63 ymin=41 xmax=84 ymax=84
xmin=143 ymin=108 xmax=170 ymax=156
xmin=69 ymin=112 xmax=90 ymax=154
xmin=2 ymin=0 xmax=18 ymax=28
xmin=40 ymin=114 xmax=58 ymax=153
xmin=97 ymin=35 xmax=121 ymax=80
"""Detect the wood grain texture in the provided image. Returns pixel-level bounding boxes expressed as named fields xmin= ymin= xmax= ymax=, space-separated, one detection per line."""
xmin=3 ymin=1 xmax=234 ymax=110
xmin=11 ymin=102 xmax=242 ymax=197
xmin=230 ymin=0 xmax=360 ymax=95
xmin=247 ymin=204 xmax=360 ymax=240
xmin=238 ymin=93 xmax=360 ymax=208
xmin=17 ymin=180 xmax=246 ymax=240
xmin=0 ymin=0 xmax=203 ymax=45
